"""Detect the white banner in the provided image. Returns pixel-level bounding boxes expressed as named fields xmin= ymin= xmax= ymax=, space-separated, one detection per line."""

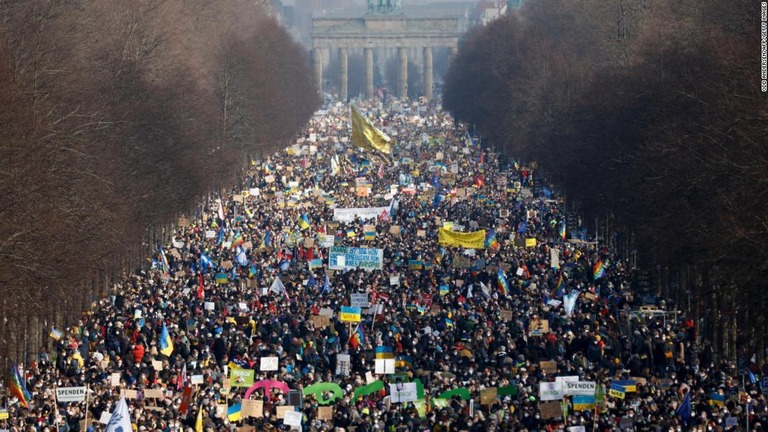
xmin=333 ymin=204 xmax=390 ymax=222
xmin=389 ymin=383 xmax=418 ymax=403
xmin=564 ymin=381 xmax=596 ymax=396
xmin=56 ymin=387 xmax=87 ymax=403
xmin=329 ymin=247 xmax=383 ymax=271
xmin=539 ymin=382 xmax=565 ymax=401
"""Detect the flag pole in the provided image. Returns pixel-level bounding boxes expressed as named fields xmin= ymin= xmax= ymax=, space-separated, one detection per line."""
xmin=83 ymin=384 xmax=90 ymax=429
xmin=370 ymin=298 xmax=378 ymax=333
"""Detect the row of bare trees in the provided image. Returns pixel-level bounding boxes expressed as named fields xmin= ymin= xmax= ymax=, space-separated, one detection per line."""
xmin=444 ymin=0 xmax=768 ymax=362
xmin=0 ymin=0 xmax=319 ymax=366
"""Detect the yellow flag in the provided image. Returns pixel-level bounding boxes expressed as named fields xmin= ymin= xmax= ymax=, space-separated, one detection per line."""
xmin=437 ymin=228 xmax=486 ymax=249
xmin=195 ymin=406 xmax=204 ymax=432
xmin=351 ymin=106 xmax=392 ymax=155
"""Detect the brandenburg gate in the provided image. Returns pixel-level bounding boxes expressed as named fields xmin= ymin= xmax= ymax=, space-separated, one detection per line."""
xmin=310 ymin=0 xmax=461 ymax=101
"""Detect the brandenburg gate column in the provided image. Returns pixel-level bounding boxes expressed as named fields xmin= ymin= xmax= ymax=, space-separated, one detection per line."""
xmin=398 ymin=46 xmax=408 ymax=99
xmin=313 ymin=48 xmax=323 ymax=95
xmin=365 ymin=47 xmax=374 ymax=99
xmin=423 ymin=46 xmax=433 ymax=101
xmin=339 ymin=47 xmax=349 ymax=101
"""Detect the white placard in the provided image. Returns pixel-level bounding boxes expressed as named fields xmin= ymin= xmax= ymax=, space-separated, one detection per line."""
xmin=56 ymin=387 xmax=87 ymax=403
xmin=204 ymin=302 xmax=215 ymax=311
xmin=320 ymin=235 xmax=335 ymax=248
xmin=99 ymin=411 xmax=112 ymax=424
xmin=568 ymin=427 xmax=586 ymax=432
xmin=336 ymin=256 xmax=346 ymax=268
xmin=539 ymin=382 xmax=565 ymax=401
xmin=260 ymin=357 xmax=279 ymax=371
xmin=389 ymin=383 xmax=418 ymax=403
xmin=516 ymin=267 xmax=524 ymax=276
xmin=336 ymin=354 xmax=351 ymax=376
xmin=191 ymin=374 xmax=204 ymax=385
xmin=110 ymin=373 xmax=121 ymax=387
xmin=375 ymin=359 xmax=395 ymax=375
xmin=555 ymin=375 xmax=579 ymax=391
xmin=390 ymin=276 xmax=400 ymax=286
xmin=564 ymin=381 xmax=596 ymax=396
xmin=284 ymin=410 xmax=302 ymax=426
xmin=350 ymin=293 xmax=369 ymax=308
xmin=205 ymin=230 xmax=216 ymax=239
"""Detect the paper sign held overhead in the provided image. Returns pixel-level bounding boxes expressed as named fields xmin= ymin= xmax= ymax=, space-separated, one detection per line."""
xmin=260 ymin=357 xmax=279 ymax=371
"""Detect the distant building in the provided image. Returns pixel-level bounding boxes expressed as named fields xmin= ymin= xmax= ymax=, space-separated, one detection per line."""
xmin=473 ymin=0 xmax=506 ymax=26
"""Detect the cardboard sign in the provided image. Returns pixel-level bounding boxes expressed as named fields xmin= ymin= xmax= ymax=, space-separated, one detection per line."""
xmin=529 ymin=319 xmax=550 ymax=336
xmin=318 ymin=406 xmax=333 ymax=420
xmin=144 ymin=389 xmax=165 ymax=399
xmin=275 ymin=406 xmax=295 ymax=419
xmin=499 ymin=309 xmax=513 ymax=320
xmin=152 ymin=360 xmax=163 ymax=371
xmin=480 ymin=387 xmax=498 ymax=405
xmin=311 ymin=315 xmax=331 ymax=328
xmin=539 ymin=401 xmax=563 ymax=419
xmin=539 ymin=360 xmax=558 ymax=375
xmin=242 ymin=399 xmax=263 ymax=418
xmin=389 ymin=225 xmax=402 ymax=235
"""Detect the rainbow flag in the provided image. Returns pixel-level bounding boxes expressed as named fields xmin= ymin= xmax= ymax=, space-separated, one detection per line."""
xmin=10 ymin=364 xmax=31 ymax=408
xmin=485 ymin=229 xmax=500 ymax=251
xmin=298 ymin=213 xmax=311 ymax=230
xmin=551 ymin=272 xmax=565 ymax=298
xmin=593 ymin=259 xmax=605 ymax=280
xmin=350 ymin=324 xmax=365 ymax=349
xmin=559 ymin=221 xmax=566 ymax=241
xmin=231 ymin=232 xmax=245 ymax=250
xmin=497 ymin=267 xmax=509 ymax=296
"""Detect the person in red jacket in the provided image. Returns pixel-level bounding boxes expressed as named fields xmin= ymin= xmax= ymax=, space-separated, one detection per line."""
xmin=131 ymin=342 xmax=146 ymax=364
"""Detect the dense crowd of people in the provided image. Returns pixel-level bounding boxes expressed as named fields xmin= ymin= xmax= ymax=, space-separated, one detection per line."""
xmin=4 ymin=97 xmax=768 ymax=432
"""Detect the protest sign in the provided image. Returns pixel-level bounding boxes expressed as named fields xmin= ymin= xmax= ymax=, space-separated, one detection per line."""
xmin=329 ymin=247 xmax=383 ymax=271
xmin=260 ymin=357 xmax=279 ymax=372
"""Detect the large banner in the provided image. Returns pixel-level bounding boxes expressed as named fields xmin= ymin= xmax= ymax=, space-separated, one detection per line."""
xmin=438 ymin=228 xmax=486 ymax=249
xmin=333 ymin=205 xmax=390 ymax=222
xmin=329 ymin=247 xmax=384 ymax=270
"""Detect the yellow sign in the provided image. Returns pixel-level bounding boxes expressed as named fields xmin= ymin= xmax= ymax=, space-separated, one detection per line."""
xmin=340 ymin=306 xmax=362 ymax=323
xmin=437 ymin=228 xmax=486 ymax=249
xmin=609 ymin=388 xmax=625 ymax=399
xmin=0 ymin=409 xmax=7 ymax=420
xmin=351 ymin=106 xmax=392 ymax=155
xmin=525 ymin=238 xmax=537 ymax=247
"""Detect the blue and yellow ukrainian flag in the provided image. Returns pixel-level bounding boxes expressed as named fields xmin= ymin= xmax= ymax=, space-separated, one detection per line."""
xmin=159 ymin=322 xmax=174 ymax=356
xmin=298 ymin=213 xmax=311 ymax=230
